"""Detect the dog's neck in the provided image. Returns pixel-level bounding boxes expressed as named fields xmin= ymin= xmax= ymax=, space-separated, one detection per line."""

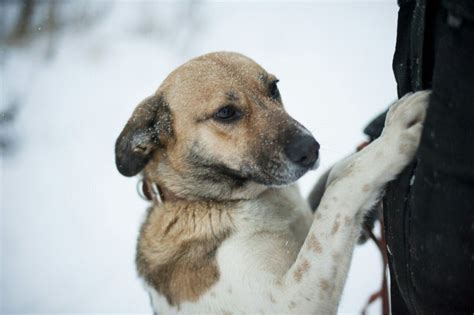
xmin=141 ymin=174 xmax=269 ymax=205
xmin=141 ymin=177 xmax=180 ymax=204
xmin=143 ymin=156 xmax=269 ymax=202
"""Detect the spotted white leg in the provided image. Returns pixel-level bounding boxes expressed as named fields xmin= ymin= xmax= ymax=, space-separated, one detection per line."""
xmin=269 ymin=91 xmax=430 ymax=313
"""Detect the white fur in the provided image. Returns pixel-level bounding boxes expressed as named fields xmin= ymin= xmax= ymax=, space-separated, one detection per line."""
xmin=144 ymin=91 xmax=430 ymax=314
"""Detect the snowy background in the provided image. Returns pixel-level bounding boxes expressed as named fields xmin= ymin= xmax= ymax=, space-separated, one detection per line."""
xmin=1 ymin=1 xmax=398 ymax=314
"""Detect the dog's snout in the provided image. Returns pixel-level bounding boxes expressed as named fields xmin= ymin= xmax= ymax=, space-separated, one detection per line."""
xmin=284 ymin=135 xmax=320 ymax=167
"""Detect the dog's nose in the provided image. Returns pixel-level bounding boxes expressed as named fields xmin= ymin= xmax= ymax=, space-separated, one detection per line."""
xmin=284 ymin=135 xmax=320 ymax=167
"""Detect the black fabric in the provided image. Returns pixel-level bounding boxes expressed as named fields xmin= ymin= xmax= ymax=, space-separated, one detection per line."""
xmin=363 ymin=111 xmax=386 ymax=140
xmin=364 ymin=0 xmax=474 ymax=313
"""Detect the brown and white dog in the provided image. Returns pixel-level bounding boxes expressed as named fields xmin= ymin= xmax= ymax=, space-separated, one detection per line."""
xmin=115 ymin=52 xmax=429 ymax=314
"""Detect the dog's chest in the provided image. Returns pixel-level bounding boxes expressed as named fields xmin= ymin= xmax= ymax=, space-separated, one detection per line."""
xmin=145 ymin=185 xmax=312 ymax=313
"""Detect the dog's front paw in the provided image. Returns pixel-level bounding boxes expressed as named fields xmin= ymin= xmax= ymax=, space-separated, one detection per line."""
xmin=380 ymin=90 xmax=430 ymax=173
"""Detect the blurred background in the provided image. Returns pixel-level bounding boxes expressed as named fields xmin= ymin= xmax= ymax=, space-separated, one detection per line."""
xmin=0 ymin=0 xmax=399 ymax=313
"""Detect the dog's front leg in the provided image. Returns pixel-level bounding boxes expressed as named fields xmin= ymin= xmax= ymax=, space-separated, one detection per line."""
xmin=270 ymin=91 xmax=430 ymax=314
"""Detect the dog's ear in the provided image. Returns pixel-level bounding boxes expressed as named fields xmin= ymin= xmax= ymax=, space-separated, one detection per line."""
xmin=115 ymin=94 xmax=172 ymax=177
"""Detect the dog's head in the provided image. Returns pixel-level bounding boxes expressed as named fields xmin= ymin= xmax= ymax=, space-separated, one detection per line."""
xmin=115 ymin=52 xmax=319 ymax=200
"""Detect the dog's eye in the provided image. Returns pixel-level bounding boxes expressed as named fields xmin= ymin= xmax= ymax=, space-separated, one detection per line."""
xmin=214 ymin=105 xmax=241 ymax=123
xmin=269 ymin=79 xmax=280 ymax=99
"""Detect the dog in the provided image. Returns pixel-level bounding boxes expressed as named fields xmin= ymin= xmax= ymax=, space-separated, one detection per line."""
xmin=115 ymin=52 xmax=429 ymax=314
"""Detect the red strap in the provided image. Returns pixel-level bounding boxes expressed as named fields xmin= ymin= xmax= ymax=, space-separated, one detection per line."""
xmin=361 ymin=208 xmax=389 ymax=315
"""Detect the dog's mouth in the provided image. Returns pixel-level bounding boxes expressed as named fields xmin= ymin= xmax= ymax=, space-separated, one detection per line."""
xmin=201 ymin=158 xmax=318 ymax=188
xmin=248 ymin=157 xmax=320 ymax=186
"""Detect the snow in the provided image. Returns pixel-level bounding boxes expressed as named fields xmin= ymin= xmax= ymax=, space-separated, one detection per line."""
xmin=1 ymin=2 xmax=398 ymax=314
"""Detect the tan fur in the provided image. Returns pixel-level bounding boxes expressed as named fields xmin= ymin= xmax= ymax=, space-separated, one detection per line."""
xmin=293 ymin=258 xmax=311 ymax=282
xmin=136 ymin=200 xmax=236 ymax=305
xmin=306 ymin=233 xmax=323 ymax=253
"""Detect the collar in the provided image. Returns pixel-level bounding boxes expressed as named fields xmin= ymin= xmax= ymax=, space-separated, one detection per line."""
xmin=139 ymin=177 xmax=180 ymax=204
